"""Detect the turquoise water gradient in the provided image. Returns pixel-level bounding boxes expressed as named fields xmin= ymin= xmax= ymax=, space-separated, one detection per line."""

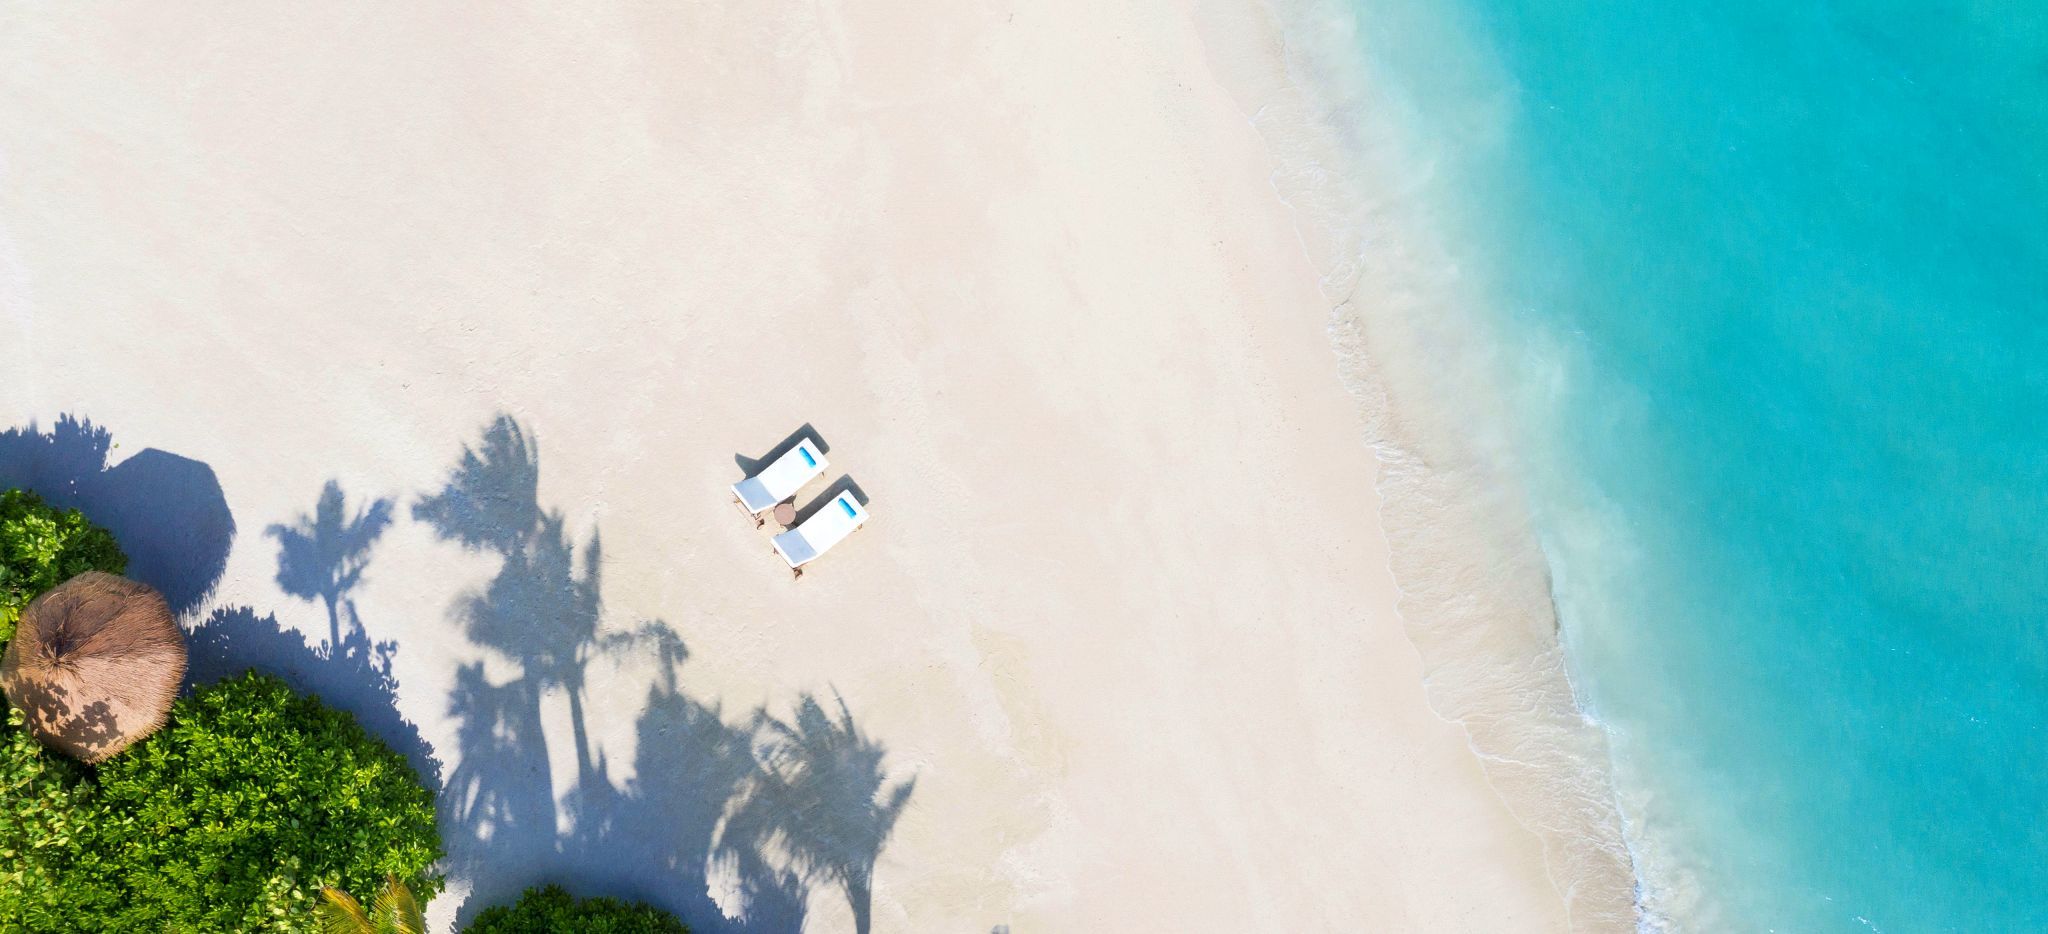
xmin=1338 ymin=1 xmax=2048 ymax=929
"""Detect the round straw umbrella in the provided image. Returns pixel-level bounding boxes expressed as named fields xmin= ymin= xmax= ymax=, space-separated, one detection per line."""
xmin=1 ymin=571 xmax=187 ymax=763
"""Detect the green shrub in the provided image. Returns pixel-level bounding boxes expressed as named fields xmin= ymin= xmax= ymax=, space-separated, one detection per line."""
xmin=467 ymin=885 xmax=690 ymax=934
xmin=0 ymin=488 xmax=127 ymax=642
xmin=0 ymin=707 xmax=100 ymax=926
xmin=0 ymin=488 xmax=130 ymax=927
xmin=0 ymin=672 xmax=444 ymax=933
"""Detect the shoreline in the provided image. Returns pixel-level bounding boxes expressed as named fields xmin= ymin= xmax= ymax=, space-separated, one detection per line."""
xmin=8 ymin=1 xmax=1601 ymax=929
xmin=1197 ymin=0 xmax=1644 ymax=926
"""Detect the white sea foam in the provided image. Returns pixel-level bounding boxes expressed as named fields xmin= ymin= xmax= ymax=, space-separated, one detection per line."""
xmin=1205 ymin=0 xmax=1647 ymax=927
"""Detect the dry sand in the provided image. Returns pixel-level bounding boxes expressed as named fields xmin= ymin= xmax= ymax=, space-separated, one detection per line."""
xmin=1 ymin=1 xmax=1572 ymax=930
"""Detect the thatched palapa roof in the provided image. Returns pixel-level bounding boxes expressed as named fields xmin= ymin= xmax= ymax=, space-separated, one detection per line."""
xmin=1 ymin=571 xmax=187 ymax=763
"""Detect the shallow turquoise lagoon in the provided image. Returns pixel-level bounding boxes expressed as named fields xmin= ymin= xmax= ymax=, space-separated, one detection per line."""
xmin=1334 ymin=1 xmax=2048 ymax=929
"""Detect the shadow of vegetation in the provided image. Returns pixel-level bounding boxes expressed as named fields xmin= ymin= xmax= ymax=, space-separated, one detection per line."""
xmin=9 ymin=679 xmax=128 ymax=764
xmin=182 ymin=479 xmax=438 ymax=786
xmin=423 ymin=415 xmax=911 ymax=933
xmin=185 ymin=605 xmax=442 ymax=787
xmin=722 ymin=693 xmax=916 ymax=934
xmin=271 ymin=481 xmax=394 ymax=648
xmin=0 ymin=415 xmax=235 ymax=616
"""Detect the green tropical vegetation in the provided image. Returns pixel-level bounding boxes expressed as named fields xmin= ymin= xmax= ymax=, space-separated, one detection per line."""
xmin=0 ymin=673 xmax=442 ymax=933
xmin=0 ymin=488 xmax=126 ymax=641
xmin=0 ymin=706 xmax=96 ymax=923
xmin=464 ymin=885 xmax=691 ymax=934
xmin=0 ymin=469 xmax=859 ymax=932
xmin=1 ymin=486 xmax=446 ymax=932
xmin=94 ymin=672 xmax=443 ymax=930
xmin=316 ymin=875 xmax=428 ymax=934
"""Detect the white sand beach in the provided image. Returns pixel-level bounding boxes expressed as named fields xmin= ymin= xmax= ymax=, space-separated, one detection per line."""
xmin=1 ymin=1 xmax=1585 ymax=930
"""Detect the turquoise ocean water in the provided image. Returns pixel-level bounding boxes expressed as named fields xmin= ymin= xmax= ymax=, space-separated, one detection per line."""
xmin=1323 ymin=1 xmax=2048 ymax=930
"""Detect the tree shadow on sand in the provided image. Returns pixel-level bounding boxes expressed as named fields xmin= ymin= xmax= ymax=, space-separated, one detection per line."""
xmin=185 ymin=480 xmax=440 ymax=785
xmin=0 ymin=415 xmax=235 ymax=617
xmin=722 ymin=694 xmax=917 ymax=934
xmin=270 ymin=481 xmax=394 ymax=648
xmin=419 ymin=415 xmax=913 ymax=933
xmin=0 ymin=417 xmax=437 ymax=781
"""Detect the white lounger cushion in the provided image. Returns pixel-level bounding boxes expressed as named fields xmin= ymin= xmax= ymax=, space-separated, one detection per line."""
xmin=732 ymin=439 xmax=828 ymax=514
xmin=773 ymin=492 xmax=868 ymax=568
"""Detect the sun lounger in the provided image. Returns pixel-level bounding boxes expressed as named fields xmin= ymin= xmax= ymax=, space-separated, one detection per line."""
xmin=772 ymin=491 xmax=868 ymax=574
xmin=732 ymin=439 xmax=828 ymax=518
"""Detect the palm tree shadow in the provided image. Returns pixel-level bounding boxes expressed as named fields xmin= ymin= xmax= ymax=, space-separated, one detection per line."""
xmin=586 ymin=630 xmax=805 ymax=934
xmin=415 ymin=416 xmax=631 ymax=925
xmin=422 ymin=415 xmax=915 ymax=933
xmin=720 ymin=693 xmax=916 ymax=934
xmin=0 ymin=415 xmax=235 ymax=616
xmin=269 ymin=480 xmax=394 ymax=647
xmin=184 ymin=479 xmax=437 ymax=785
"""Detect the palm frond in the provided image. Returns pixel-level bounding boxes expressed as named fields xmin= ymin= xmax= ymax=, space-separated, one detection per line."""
xmin=315 ymin=886 xmax=373 ymax=934
xmin=370 ymin=874 xmax=427 ymax=934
